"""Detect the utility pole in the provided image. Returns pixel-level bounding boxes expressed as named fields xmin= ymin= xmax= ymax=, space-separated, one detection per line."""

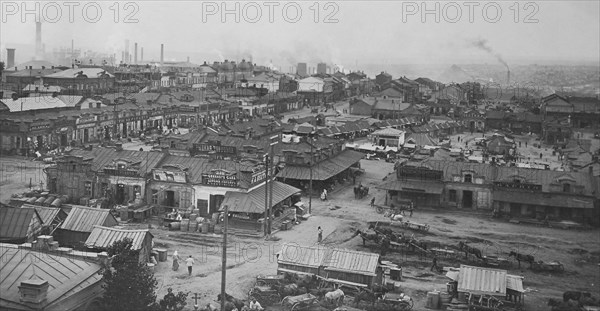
xmin=308 ymin=132 xmax=314 ymax=214
xmin=268 ymin=134 xmax=279 ymax=234
xmin=263 ymin=154 xmax=269 ymax=236
xmin=220 ymin=204 xmax=228 ymax=311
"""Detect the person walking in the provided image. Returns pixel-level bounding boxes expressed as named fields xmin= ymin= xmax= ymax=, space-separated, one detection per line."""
xmin=317 ymin=227 xmax=323 ymax=243
xmin=185 ymin=255 xmax=194 ymax=276
xmin=370 ymin=197 xmax=376 ymax=208
xmin=172 ymin=250 xmax=180 ymax=271
xmin=430 ymin=256 xmax=438 ymax=272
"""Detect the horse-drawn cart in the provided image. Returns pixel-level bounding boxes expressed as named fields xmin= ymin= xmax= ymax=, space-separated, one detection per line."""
xmin=391 ymin=220 xmax=430 ymax=232
xmin=248 ymin=285 xmax=281 ymax=307
xmin=256 ymin=274 xmax=285 ymax=286
xmin=381 ymin=293 xmax=414 ymax=310
xmin=531 ymin=260 xmax=564 ymax=272
xmin=281 ymin=293 xmax=319 ymax=311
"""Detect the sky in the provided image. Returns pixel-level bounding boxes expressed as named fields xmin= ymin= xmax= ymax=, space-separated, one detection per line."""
xmin=1 ymin=0 xmax=599 ymax=69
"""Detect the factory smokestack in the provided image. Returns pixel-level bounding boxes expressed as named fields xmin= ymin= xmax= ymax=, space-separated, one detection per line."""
xmin=6 ymin=48 xmax=15 ymax=69
xmin=160 ymin=44 xmax=164 ymax=65
xmin=134 ymin=43 xmax=138 ymax=64
xmin=507 ymin=70 xmax=510 ymax=86
xmin=35 ymin=22 xmax=42 ymax=60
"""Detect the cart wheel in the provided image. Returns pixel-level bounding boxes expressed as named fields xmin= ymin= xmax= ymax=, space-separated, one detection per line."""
xmin=291 ymin=303 xmax=299 ymax=311
xmin=256 ymin=281 xmax=266 ymax=286
xmin=376 ymin=206 xmax=384 ymax=214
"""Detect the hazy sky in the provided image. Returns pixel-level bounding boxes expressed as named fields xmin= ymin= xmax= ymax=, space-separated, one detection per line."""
xmin=1 ymin=1 xmax=599 ymax=68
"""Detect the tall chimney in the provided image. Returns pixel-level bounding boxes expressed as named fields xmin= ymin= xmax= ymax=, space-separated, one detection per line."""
xmin=124 ymin=39 xmax=129 ymax=63
xmin=507 ymin=70 xmax=510 ymax=86
xmin=6 ymin=48 xmax=15 ymax=69
xmin=141 ymin=47 xmax=144 ymax=62
xmin=134 ymin=42 xmax=138 ymax=64
xmin=187 ymin=56 xmax=190 ymax=63
xmin=35 ymin=22 xmax=42 ymax=60
xmin=160 ymin=44 xmax=164 ymax=65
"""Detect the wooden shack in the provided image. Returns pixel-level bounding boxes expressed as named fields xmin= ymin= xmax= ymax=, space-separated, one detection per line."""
xmin=55 ymin=206 xmax=118 ymax=249
xmin=0 ymin=207 xmax=43 ymax=244
xmin=20 ymin=204 xmax=68 ymax=235
xmin=85 ymin=226 xmax=154 ymax=263
xmin=277 ymin=244 xmax=327 ymax=276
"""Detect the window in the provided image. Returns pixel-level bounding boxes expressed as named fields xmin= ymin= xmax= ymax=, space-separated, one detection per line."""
xmin=170 ymin=141 xmax=176 ymax=148
xmin=84 ymin=181 xmax=93 ymax=197
xmin=563 ymin=183 xmax=570 ymax=193
xmin=72 ymin=165 xmax=76 ymax=171
xmin=152 ymin=190 xmax=158 ymax=204
xmin=449 ymin=190 xmax=457 ymax=202
xmin=464 ymin=174 xmax=472 ymax=183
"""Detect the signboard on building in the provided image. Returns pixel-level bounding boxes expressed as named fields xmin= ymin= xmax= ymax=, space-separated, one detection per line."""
xmin=202 ymin=170 xmax=238 ymax=187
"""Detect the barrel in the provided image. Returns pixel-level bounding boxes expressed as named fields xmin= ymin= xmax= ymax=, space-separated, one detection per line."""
xmin=169 ymin=222 xmax=181 ymax=231
xmin=180 ymin=219 xmax=190 ymax=231
xmin=190 ymin=214 xmax=197 ymax=221
xmin=440 ymin=292 xmax=452 ymax=309
xmin=426 ymin=291 xmax=440 ymax=309
xmin=209 ymin=224 xmax=215 ymax=233
xmin=51 ymin=198 xmax=62 ymax=207
xmin=192 ymin=208 xmax=200 ymax=215
xmin=390 ymin=267 xmax=402 ymax=281
xmin=147 ymin=263 xmax=155 ymax=272
xmin=189 ymin=222 xmax=198 ymax=232
xmin=156 ymin=249 xmax=168 ymax=262
xmin=195 ymin=217 xmax=205 ymax=223
xmin=120 ymin=210 xmax=129 ymax=221
xmin=202 ymin=222 xmax=209 ymax=233
xmin=183 ymin=211 xmax=190 ymax=219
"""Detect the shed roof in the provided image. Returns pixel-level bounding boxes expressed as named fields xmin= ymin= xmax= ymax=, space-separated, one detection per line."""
xmin=278 ymin=244 xmax=327 ymax=268
xmin=85 ymin=226 xmax=152 ymax=250
xmin=0 ymin=208 xmax=42 ymax=240
xmin=220 ymin=181 xmax=301 ymax=214
xmin=456 ymin=265 xmax=507 ymax=296
xmin=0 ymin=243 xmax=103 ymax=310
xmin=20 ymin=204 xmax=64 ymax=225
xmin=323 ymin=248 xmax=380 ymax=276
xmin=60 ymin=206 xmax=118 ymax=233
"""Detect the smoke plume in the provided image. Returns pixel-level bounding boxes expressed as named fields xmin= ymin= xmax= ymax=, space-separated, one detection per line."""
xmin=471 ymin=38 xmax=509 ymax=70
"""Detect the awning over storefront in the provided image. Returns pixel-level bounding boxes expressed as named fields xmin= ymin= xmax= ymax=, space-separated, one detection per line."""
xmin=377 ymin=179 xmax=445 ymax=194
xmin=277 ymin=150 xmax=364 ymax=181
xmin=219 ymin=181 xmax=301 ymax=214
xmin=493 ymin=190 xmax=594 ymax=209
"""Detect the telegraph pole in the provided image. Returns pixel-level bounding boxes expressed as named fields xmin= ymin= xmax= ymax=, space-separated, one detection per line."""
xmin=308 ymin=132 xmax=314 ymax=214
xmin=264 ymin=154 xmax=269 ymax=236
xmin=268 ymin=134 xmax=279 ymax=234
xmin=220 ymin=204 xmax=228 ymax=311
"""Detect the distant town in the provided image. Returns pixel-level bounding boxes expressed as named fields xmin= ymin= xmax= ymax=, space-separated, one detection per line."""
xmin=0 ymin=20 xmax=599 ymax=311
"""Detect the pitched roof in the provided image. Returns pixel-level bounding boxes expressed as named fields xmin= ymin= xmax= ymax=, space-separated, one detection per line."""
xmin=60 ymin=206 xmax=118 ymax=233
xmin=323 ymin=248 xmax=380 ymax=276
xmin=7 ymin=68 xmax=63 ymax=77
xmin=44 ymin=68 xmax=115 ymax=78
xmin=0 ymin=243 xmax=103 ymax=310
xmin=456 ymin=265 xmax=507 ymax=296
xmin=220 ymin=181 xmax=301 ymax=213
xmin=85 ymin=226 xmax=152 ymax=250
xmin=372 ymin=128 xmax=405 ymax=136
xmin=278 ymin=244 xmax=328 ymax=268
xmin=157 ymin=155 xmax=258 ymax=187
xmin=20 ymin=205 xmax=64 ymax=226
xmin=68 ymin=147 xmax=166 ymax=176
xmin=0 ymin=208 xmax=42 ymax=240
xmin=3 ymin=95 xmax=84 ymax=112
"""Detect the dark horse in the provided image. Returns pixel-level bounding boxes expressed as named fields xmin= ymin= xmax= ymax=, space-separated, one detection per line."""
xmin=217 ymin=293 xmax=244 ymax=311
xmin=508 ymin=251 xmax=535 ymax=269
xmin=355 ymin=229 xmax=380 ymax=246
xmin=354 ymin=288 xmax=384 ymax=307
xmin=458 ymin=241 xmax=483 ymax=259
xmin=354 ymin=185 xmax=369 ymax=199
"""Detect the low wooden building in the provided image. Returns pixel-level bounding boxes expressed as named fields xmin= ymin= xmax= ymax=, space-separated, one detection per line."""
xmin=0 ymin=207 xmax=43 ymax=244
xmin=446 ymin=265 xmax=524 ymax=307
xmin=277 ymin=244 xmax=383 ymax=288
xmin=20 ymin=204 xmax=68 ymax=235
xmin=85 ymin=225 xmax=153 ymax=263
xmin=55 ymin=206 xmax=118 ymax=248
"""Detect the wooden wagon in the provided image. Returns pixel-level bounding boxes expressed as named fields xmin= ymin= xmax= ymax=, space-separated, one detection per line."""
xmin=381 ymin=292 xmax=414 ymax=310
xmin=256 ymin=274 xmax=285 ymax=286
xmin=391 ymin=220 xmax=430 ymax=232
xmin=248 ymin=285 xmax=281 ymax=306
xmin=531 ymin=260 xmax=564 ymax=272
xmin=482 ymin=255 xmax=511 ymax=267
xmin=281 ymin=293 xmax=319 ymax=311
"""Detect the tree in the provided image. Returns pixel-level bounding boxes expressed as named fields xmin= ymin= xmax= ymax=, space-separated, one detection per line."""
xmin=99 ymin=238 xmax=158 ymax=311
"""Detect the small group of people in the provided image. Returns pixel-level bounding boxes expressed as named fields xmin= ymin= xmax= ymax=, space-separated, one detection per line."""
xmin=172 ymin=251 xmax=195 ymax=276
xmin=320 ymin=189 xmax=328 ymax=201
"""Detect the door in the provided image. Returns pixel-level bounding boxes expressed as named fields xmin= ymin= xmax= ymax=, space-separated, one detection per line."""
xmin=462 ymin=190 xmax=473 ymax=208
xmin=378 ymin=139 xmax=386 ymax=146
xmin=209 ymin=194 xmax=224 ymax=215
xmin=116 ymin=184 xmax=125 ymax=204
xmin=166 ymin=191 xmax=175 ymax=207
xmin=60 ymin=134 xmax=68 ymax=146
xmin=83 ymin=129 xmax=89 ymax=143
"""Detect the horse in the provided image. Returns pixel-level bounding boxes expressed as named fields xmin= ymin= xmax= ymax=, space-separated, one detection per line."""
xmin=273 ymin=283 xmax=303 ymax=297
xmin=217 ymin=293 xmax=245 ymax=311
xmin=563 ymin=291 xmax=591 ymax=303
xmin=354 ymin=288 xmax=384 ymax=307
xmin=324 ymin=289 xmax=345 ymax=306
xmin=355 ymin=229 xmax=380 ymax=246
xmin=295 ymin=274 xmax=318 ymax=290
xmin=310 ymin=287 xmax=336 ymax=298
xmin=508 ymin=251 xmax=535 ymax=269
xmin=458 ymin=241 xmax=483 ymax=259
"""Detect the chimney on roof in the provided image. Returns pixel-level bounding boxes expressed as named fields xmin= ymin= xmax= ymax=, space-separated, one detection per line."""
xmin=19 ymin=279 xmax=49 ymax=306
xmin=134 ymin=42 xmax=138 ymax=64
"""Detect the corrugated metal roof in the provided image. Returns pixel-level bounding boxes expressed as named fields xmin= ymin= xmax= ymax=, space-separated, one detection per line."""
xmin=0 ymin=243 xmax=102 ymax=309
xmin=220 ymin=181 xmax=301 ymax=214
xmin=158 ymin=155 xmax=257 ymax=187
xmin=4 ymin=96 xmax=71 ymax=112
xmin=21 ymin=204 xmax=62 ymax=225
xmin=278 ymin=244 xmax=327 ymax=268
xmin=85 ymin=226 xmax=152 ymax=250
xmin=277 ymin=150 xmax=364 ymax=181
xmin=377 ymin=179 xmax=444 ymax=194
xmin=60 ymin=206 xmax=118 ymax=232
xmin=372 ymin=128 xmax=405 ymax=136
xmin=45 ymin=68 xmax=115 ymax=78
xmin=457 ymin=265 xmax=507 ymax=296
xmin=323 ymin=249 xmax=379 ymax=276
xmin=0 ymin=208 xmax=42 ymax=240
xmin=506 ymin=274 xmax=524 ymax=293
xmin=69 ymin=147 xmax=166 ymax=176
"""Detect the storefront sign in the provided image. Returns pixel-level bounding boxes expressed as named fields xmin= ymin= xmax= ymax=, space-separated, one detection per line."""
xmin=30 ymin=123 xmax=51 ymax=131
xmin=202 ymin=171 xmax=238 ymax=187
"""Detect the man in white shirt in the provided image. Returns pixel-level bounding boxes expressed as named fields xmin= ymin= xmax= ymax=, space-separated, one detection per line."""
xmin=249 ymin=298 xmax=263 ymax=311
xmin=185 ymin=255 xmax=194 ymax=276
